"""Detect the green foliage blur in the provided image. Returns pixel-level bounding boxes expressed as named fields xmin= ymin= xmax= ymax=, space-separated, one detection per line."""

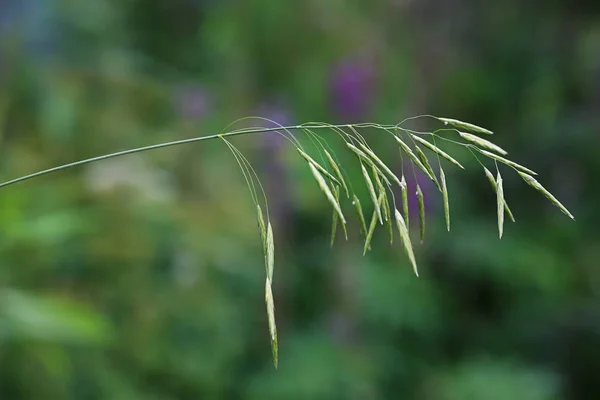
xmin=0 ymin=1 xmax=598 ymax=399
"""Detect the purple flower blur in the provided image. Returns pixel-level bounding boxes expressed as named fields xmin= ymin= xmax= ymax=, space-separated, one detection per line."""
xmin=173 ymin=84 xmax=210 ymax=120
xmin=257 ymin=102 xmax=294 ymax=153
xmin=330 ymin=55 xmax=377 ymax=120
xmin=256 ymin=101 xmax=295 ymax=231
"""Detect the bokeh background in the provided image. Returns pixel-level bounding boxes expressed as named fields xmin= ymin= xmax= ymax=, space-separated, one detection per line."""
xmin=1 ymin=1 xmax=599 ymax=399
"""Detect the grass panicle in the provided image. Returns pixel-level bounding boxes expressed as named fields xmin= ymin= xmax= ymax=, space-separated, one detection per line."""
xmin=459 ymin=132 xmax=507 ymax=155
xmin=308 ymin=163 xmax=346 ymax=225
xmin=0 ymin=117 xmax=576 ymax=369
xmin=440 ymin=167 xmax=450 ymax=231
xmin=410 ymin=134 xmax=465 ymax=169
xmin=517 ymin=172 xmax=575 ymax=220
xmin=496 ymin=172 xmax=504 ymax=239
xmin=394 ymin=209 xmax=419 ymax=277
xmin=484 ymin=167 xmax=515 ymax=222
xmin=436 ymin=117 xmax=494 ymax=135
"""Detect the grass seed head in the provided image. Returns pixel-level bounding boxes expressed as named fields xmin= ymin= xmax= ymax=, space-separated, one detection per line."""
xmin=394 ymin=209 xmax=419 ymax=277
xmin=459 ymin=132 xmax=507 ymax=155
xmin=440 ymin=167 xmax=450 ymax=232
xmin=517 ymin=171 xmax=575 ymax=220
xmin=496 ymin=172 xmax=504 ymax=239
xmin=479 ymin=150 xmax=537 ymax=176
xmin=417 ymin=184 xmax=425 ymax=243
xmin=437 ymin=117 xmax=494 ymax=135
xmin=411 ymin=134 xmax=465 ymax=169
xmin=265 ymin=279 xmax=278 ymax=369
xmin=308 ymin=163 xmax=346 ymax=224
xmin=484 ymin=167 xmax=515 ymax=222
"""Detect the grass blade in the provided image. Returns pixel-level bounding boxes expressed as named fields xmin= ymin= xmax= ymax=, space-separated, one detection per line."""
xmin=410 ymin=134 xmax=465 ymax=169
xmin=324 ymin=150 xmax=349 ymax=198
xmin=308 ymin=163 xmax=346 ymax=224
xmin=394 ymin=209 xmax=419 ymax=277
xmin=459 ymin=132 xmax=507 ymax=156
xmin=417 ymin=184 xmax=425 ymax=243
xmin=484 ymin=167 xmax=515 ymax=222
xmin=265 ymin=279 xmax=278 ymax=369
xmin=436 ymin=117 xmax=493 ymax=135
xmin=440 ymin=166 xmax=450 ymax=232
xmin=478 ymin=150 xmax=537 ymax=176
xmin=496 ymin=171 xmax=504 ymax=239
xmin=361 ymin=164 xmax=383 ymax=225
xmin=517 ymin=172 xmax=575 ymax=220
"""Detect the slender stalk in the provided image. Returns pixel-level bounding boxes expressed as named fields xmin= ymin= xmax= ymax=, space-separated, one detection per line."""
xmin=0 ymin=123 xmax=379 ymax=190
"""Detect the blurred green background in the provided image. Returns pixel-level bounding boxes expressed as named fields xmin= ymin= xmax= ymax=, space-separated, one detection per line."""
xmin=0 ymin=1 xmax=598 ymax=399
